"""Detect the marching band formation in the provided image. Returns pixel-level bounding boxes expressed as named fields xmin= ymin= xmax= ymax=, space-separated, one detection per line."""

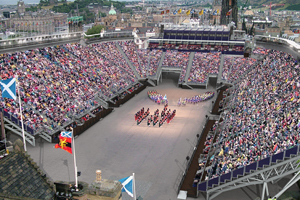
xmin=136 ymin=90 xmax=213 ymax=127
xmin=177 ymin=91 xmax=214 ymax=106
xmin=135 ymin=104 xmax=176 ymax=127
xmin=147 ymin=90 xmax=168 ymax=105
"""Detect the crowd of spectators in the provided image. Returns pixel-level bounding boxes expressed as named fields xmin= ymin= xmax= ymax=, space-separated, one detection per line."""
xmin=179 ymin=64 xmax=188 ymax=83
xmin=202 ymin=50 xmax=300 ymax=181
xmin=149 ymin=43 xmax=159 ymax=49
xmin=162 ymin=50 xmax=190 ymax=68
xmin=0 ymin=42 xmax=138 ymax=134
xmin=252 ymin=47 xmax=270 ymax=55
xmin=233 ymin=46 xmax=244 ymax=52
xmin=221 ymin=57 xmax=256 ymax=82
xmin=194 ymin=121 xmax=219 ymax=186
xmin=137 ymin=49 xmax=150 ymax=78
xmin=118 ymin=40 xmax=145 ymax=78
xmin=148 ymin=49 xmax=163 ymax=76
xmin=188 ymin=52 xmax=221 ymax=83
xmin=162 ymin=44 xmax=176 ymax=49
xmin=91 ymin=42 xmax=136 ymax=79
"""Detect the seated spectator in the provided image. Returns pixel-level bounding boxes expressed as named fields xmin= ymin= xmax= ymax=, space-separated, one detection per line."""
xmin=188 ymin=52 xmax=220 ymax=84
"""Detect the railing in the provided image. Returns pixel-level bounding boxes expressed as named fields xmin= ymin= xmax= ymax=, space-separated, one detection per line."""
xmin=254 ymin=35 xmax=300 ymax=53
xmin=198 ymin=145 xmax=300 ymax=192
xmin=0 ymin=32 xmax=82 ymax=50
xmin=84 ymin=31 xmax=134 ymax=40
xmin=0 ymin=107 xmax=36 ymax=136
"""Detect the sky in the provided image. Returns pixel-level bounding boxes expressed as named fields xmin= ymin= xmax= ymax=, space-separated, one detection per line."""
xmin=0 ymin=0 xmax=75 ymax=5
xmin=1 ymin=0 xmax=42 ymax=5
xmin=0 ymin=0 xmax=135 ymax=5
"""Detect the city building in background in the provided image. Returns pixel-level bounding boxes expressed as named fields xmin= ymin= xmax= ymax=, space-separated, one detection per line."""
xmin=1 ymin=0 xmax=67 ymax=37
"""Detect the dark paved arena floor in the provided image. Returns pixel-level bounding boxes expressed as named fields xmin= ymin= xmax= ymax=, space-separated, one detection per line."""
xmin=27 ymin=74 xmax=216 ymax=200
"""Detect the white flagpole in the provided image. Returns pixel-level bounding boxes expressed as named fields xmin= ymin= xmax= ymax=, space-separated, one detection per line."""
xmin=16 ymin=76 xmax=26 ymax=152
xmin=133 ymin=173 xmax=136 ymax=200
xmin=72 ymin=128 xmax=78 ymax=190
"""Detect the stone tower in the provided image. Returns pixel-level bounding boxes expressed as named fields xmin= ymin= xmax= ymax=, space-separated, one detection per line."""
xmin=220 ymin=0 xmax=238 ymax=26
xmin=17 ymin=0 xmax=25 ymax=14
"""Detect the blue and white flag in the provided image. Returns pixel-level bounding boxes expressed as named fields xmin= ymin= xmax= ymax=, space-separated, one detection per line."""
xmin=0 ymin=78 xmax=16 ymax=100
xmin=203 ymin=9 xmax=207 ymax=14
xmin=190 ymin=9 xmax=195 ymax=14
xmin=119 ymin=176 xmax=133 ymax=197
xmin=213 ymin=10 xmax=217 ymax=15
xmin=173 ymin=9 xmax=178 ymax=15
xmin=61 ymin=131 xmax=72 ymax=138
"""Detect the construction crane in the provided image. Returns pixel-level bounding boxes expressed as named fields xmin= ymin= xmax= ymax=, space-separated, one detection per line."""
xmin=241 ymin=0 xmax=249 ymax=33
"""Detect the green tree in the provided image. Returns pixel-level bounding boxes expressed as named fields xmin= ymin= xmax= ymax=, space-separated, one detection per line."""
xmin=85 ymin=24 xmax=105 ymax=37
xmin=99 ymin=12 xmax=107 ymax=17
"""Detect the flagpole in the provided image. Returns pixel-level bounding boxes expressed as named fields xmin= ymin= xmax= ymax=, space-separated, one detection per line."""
xmin=72 ymin=128 xmax=78 ymax=190
xmin=16 ymin=77 xmax=26 ymax=152
xmin=133 ymin=173 xmax=136 ymax=200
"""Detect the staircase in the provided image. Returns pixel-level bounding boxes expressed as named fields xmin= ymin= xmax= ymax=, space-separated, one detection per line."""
xmin=115 ymin=42 xmax=140 ymax=79
xmin=147 ymin=79 xmax=156 ymax=87
xmin=155 ymin=51 xmax=166 ymax=83
xmin=217 ymin=54 xmax=225 ymax=83
xmin=183 ymin=52 xmax=195 ymax=89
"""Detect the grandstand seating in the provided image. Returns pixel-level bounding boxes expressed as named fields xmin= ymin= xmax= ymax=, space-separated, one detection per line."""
xmin=196 ymin=49 xmax=300 ymax=193
xmin=137 ymin=49 xmax=150 ymax=77
xmin=1 ymin=40 xmax=285 ymax=151
xmin=2 ymin=38 xmax=299 ymax=199
xmin=148 ymin=49 xmax=163 ymax=77
xmin=221 ymin=57 xmax=256 ymax=82
xmin=162 ymin=50 xmax=190 ymax=68
xmin=188 ymin=52 xmax=221 ymax=84
xmin=118 ymin=40 xmax=146 ymax=78
xmin=0 ymin=42 xmax=138 ymax=136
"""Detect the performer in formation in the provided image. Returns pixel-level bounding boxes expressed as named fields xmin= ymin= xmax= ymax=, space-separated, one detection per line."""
xmin=135 ymin=107 xmax=150 ymax=125
xmin=135 ymin=104 xmax=176 ymax=127
xmin=147 ymin=90 xmax=168 ymax=105
xmin=178 ymin=91 xmax=214 ymax=106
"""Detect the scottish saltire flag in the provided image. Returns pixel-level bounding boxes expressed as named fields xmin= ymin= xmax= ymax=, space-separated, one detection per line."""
xmin=203 ymin=9 xmax=207 ymax=14
xmin=0 ymin=78 xmax=16 ymax=100
xmin=119 ymin=176 xmax=133 ymax=197
xmin=213 ymin=10 xmax=218 ymax=15
xmin=191 ymin=9 xmax=195 ymax=14
xmin=173 ymin=9 xmax=178 ymax=15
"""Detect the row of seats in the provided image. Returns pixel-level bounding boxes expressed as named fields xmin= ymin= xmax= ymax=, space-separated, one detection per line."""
xmin=221 ymin=57 xmax=256 ymax=83
xmin=196 ymin=49 xmax=300 ymax=185
xmin=0 ymin=41 xmax=268 ymax=135
xmin=0 ymin=42 xmax=137 ymax=134
xmin=188 ymin=52 xmax=221 ymax=84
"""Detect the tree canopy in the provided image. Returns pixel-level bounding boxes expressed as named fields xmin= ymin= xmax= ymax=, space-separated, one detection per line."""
xmin=85 ymin=24 xmax=105 ymax=37
xmin=29 ymin=0 xmax=133 ymax=23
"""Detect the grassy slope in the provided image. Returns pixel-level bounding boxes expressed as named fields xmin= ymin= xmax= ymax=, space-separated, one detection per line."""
xmin=249 ymin=0 xmax=300 ymax=10
xmin=41 ymin=2 xmax=72 ymax=10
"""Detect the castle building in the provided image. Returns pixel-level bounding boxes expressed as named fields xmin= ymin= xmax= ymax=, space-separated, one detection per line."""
xmin=5 ymin=0 xmax=67 ymax=35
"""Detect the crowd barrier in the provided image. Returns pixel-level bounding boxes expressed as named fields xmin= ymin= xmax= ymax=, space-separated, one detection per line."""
xmin=108 ymin=84 xmax=146 ymax=107
xmin=73 ymin=108 xmax=114 ymax=137
xmin=149 ymin=48 xmax=245 ymax=55
xmin=178 ymin=118 xmax=217 ymax=197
